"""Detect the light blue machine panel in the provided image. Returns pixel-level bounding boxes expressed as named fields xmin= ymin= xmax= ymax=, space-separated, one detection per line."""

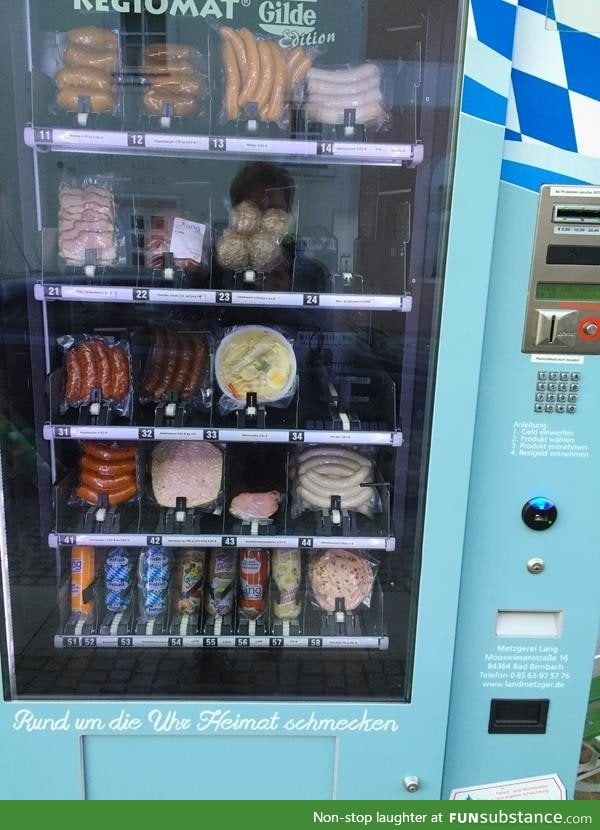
xmin=444 ymin=0 xmax=600 ymax=800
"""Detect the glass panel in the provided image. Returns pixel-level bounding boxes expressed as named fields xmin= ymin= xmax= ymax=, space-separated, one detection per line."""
xmin=0 ymin=0 xmax=464 ymax=700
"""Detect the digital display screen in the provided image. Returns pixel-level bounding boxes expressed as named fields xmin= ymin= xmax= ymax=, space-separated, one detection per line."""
xmin=536 ymin=282 xmax=600 ymax=301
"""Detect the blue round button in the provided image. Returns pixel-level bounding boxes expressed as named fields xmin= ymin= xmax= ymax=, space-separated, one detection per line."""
xmin=522 ymin=498 xmax=558 ymax=531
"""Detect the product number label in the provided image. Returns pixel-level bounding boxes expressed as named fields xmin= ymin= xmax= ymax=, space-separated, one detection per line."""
xmin=308 ymin=637 xmax=323 ymax=648
xmin=62 ymin=637 xmax=79 ymax=648
xmin=168 ymin=637 xmax=184 ymax=648
xmin=118 ymin=637 xmax=133 ymax=647
xmin=222 ymin=536 xmax=237 ymax=547
xmin=35 ymin=128 xmax=53 ymax=143
xmin=59 ymin=534 xmax=77 ymax=546
xmin=203 ymin=429 xmax=219 ymax=441
xmin=134 ymin=288 xmax=150 ymax=301
xmin=81 ymin=637 xmax=97 ymax=648
xmin=289 ymin=431 xmax=305 ymax=443
xmin=216 ymin=291 xmax=232 ymax=305
xmin=54 ymin=426 xmax=72 ymax=439
xmin=138 ymin=428 xmax=155 ymax=440
xmin=299 ymin=537 xmax=313 ymax=548
xmin=317 ymin=142 xmax=335 ymax=156
xmin=44 ymin=284 xmax=62 ymax=298
xmin=210 ymin=137 xmax=227 ymax=152
xmin=128 ymin=133 xmax=146 ymax=147
xmin=147 ymin=535 xmax=163 ymax=546
xmin=270 ymin=637 xmax=284 ymax=648
xmin=303 ymin=294 xmax=320 ymax=306
xmin=236 ymin=637 xmax=250 ymax=648
xmin=203 ymin=637 xmax=218 ymax=648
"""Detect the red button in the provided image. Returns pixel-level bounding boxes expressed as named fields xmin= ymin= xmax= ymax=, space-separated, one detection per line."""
xmin=579 ymin=318 xmax=600 ymax=340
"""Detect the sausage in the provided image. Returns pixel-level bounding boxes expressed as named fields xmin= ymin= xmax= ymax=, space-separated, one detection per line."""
xmin=76 ymin=482 xmax=137 ymax=506
xmin=238 ymin=29 xmax=260 ymax=107
xmin=238 ymin=548 xmax=270 ymax=620
xmin=75 ymin=342 xmax=98 ymax=401
xmin=55 ymin=67 xmax=112 ymax=91
xmin=308 ymin=92 xmax=384 ymax=110
xmin=64 ymin=46 xmax=118 ymax=72
xmin=144 ymin=43 xmax=193 ymax=62
xmin=264 ymin=41 xmax=286 ymax=122
xmin=80 ymin=470 xmax=136 ymax=493
xmin=222 ymin=40 xmax=240 ymax=121
xmin=297 ymin=483 xmax=373 ymax=512
xmin=144 ymin=61 xmax=196 ymax=76
xmin=308 ymin=64 xmax=380 ymax=85
xmin=171 ymin=335 xmax=194 ymax=393
xmin=82 ymin=441 xmax=137 ymax=462
xmin=308 ymin=75 xmax=381 ymax=97
xmin=65 ymin=349 xmax=82 ymax=405
xmin=153 ymin=328 xmax=179 ymax=399
xmin=57 ymin=88 xmax=116 ymax=113
xmin=289 ymin=53 xmax=312 ymax=87
xmin=285 ymin=47 xmax=305 ymax=76
xmin=181 ymin=335 xmax=208 ymax=400
xmin=305 ymin=101 xmax=386 ymax=126
xmin=81 ymin=456 xmax=137 ymax=477
xmin=88 ymin=339 xmax=111 ymax=399
xmin=142 ymin=327 xmax=168 ymax=397
xmin=220 ymin=27 xmax=248 ymax=86
xmin=256 ymin=39 xmax=275 ymax=118
xmin=297 ymin=447 xmax=372 ymax=465
xmin=68 ymin=26 xmax=118 ymax=51
xmin=143 ymin=88 xmax=198 ymax=117
xmin=108 ymin=346 xmax=130 ymax=401
xmin=147 ymin=74 xmax=203 ymax=96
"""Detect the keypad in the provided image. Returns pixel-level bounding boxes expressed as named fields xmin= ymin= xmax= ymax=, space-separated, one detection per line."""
xmin=535 ymin=371 xmax=581 ymax=414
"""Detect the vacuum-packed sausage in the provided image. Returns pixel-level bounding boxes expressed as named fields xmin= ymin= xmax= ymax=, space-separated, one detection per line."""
xmin=305 ymin=100 xmax=386 ymax=126
xmin=82 ymin=441 xmax=137 ymax=462
xmin=265 ymin=41 xmax=286 ymax=122
xmin=222 ymin=39 xmax=240 ymax=121
xmin=181 ymin=335 xmax=208 ymax=400
xmin=76 ymin=342 xmax=98 ymax=400
xmin=143 ymin=88 xmax=198 ymax=117
xmin=308 ymin=64 xmax=380 ymax=85
xmin=64 ymin=46 xmax=118 ymax=73
xmin=88 ymin=339 xmax=111 ymax=398
xmin=147 ymin=73 xmax=203 ymax=96
xmin=142 ymin=327 xmax=168 ymax=397
xmin=153 ymin=328 xmax=179 ymax=399
xmin=76 ymin=481 xmax=137 ymax=506
xmin=55 ymin=66 xmax=112 ymax=91
xmin=256 ymin=39 xmax=275 ymax=118
xmin=65 ymin=349 xmax=82 ymax=405
xmin=171 ymin=336 xmax=194 ymax=393
xmin=144 ymin=43 xmax=193 ymax=62
xmin=81 ymin=456 xmax=137 ymax=477
xmin=144 ymin=61 xmax=196 ymax=76
xmin=220 ymin=27 xmax=248 ymax=85
xmin=57 ymin=88 xmax=116 ymax=113
xmin=80 ymin=470 xmax=136 ymax=493
xmin=67 ymin=26 xmax=118 ymax=51
xmin=238 ymin=29 xmax=259 ymax=106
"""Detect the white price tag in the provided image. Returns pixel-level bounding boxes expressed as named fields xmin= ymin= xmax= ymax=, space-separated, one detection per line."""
xmin=54 ymin=130 xmax=128 ymax=149
xmin=144 ymin=133 xmax=210 ymax=151
xmin=150 ymin=289 xmax=214 ymax=305
xmin=170 ymin=217 xmax=206 ymax=263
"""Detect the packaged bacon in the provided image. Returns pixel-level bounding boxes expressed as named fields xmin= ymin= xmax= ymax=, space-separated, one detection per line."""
xmin=238 ymin=548 xmax=270 ymax=621
xmin=58 ymin=333 xmax=133 ymax=416
xmin=58 ymin=178 xmax=120 ymax=271
xmin=144 ymin=210 xmax=209 ymax=278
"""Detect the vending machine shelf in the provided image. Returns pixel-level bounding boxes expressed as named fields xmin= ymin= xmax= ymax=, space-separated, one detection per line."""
xmin=53 ymin=633 xmax=389 ymax=650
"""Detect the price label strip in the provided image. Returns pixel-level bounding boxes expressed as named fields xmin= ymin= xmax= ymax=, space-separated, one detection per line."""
xmin=54 ymin=634 xmax=389 ymax=650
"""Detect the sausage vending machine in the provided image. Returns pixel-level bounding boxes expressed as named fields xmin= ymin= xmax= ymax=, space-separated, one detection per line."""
xmin=1 ymin=0 xmax=593 ymax=801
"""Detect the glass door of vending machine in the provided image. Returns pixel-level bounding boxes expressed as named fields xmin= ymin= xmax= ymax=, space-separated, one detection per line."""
xmin=0 ymin=0 xmax=511 ymax=800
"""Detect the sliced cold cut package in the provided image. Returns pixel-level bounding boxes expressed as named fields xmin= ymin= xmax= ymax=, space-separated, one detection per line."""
xmin=309 ymin=549 xmax=378 ymax=614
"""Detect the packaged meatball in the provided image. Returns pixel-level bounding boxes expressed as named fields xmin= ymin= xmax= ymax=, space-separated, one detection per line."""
xmin=58 ymin=333 xmax=133 ymax=417
xmin=308 ymin=549 xmax=378 ymax=613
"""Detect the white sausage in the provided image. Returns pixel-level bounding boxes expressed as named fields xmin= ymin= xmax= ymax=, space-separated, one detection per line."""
xmin=308 ymin=75 xmax=381 ymax=97
xmin=297 ymin=447 xmax=371 ymax=465
xmin=298 ymin=484 xmax=373 ymax=511
xmin=303 ymin=468 xmax=370 ymax=492
xmin=308 ymin=93 xmax=383 ymax=110
xmin=306 ymin=101 xmax=386 ymax=126
xmin=308 ymin=64 xmax=380 ymax=85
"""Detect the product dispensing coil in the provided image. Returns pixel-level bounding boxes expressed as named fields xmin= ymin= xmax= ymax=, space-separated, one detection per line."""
xmin=522 ymin=184 xmax=600 ymax=354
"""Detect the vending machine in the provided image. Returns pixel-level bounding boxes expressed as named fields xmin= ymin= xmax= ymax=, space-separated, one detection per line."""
xmin=0 ymin=0 xmax=594 ymax=801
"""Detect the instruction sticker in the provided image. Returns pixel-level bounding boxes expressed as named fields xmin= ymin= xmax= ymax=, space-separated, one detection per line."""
xmin=451 ymin=774 xmax=566 ymax=800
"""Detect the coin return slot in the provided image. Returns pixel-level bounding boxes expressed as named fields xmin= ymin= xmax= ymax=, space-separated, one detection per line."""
xmin=489 ymin=699 xmax=549 ymax=735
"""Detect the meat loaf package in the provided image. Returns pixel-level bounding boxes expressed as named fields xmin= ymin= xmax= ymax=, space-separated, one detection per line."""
xmin=217 ymin=26 xmax=312 ymax=127
xmin=53 ymin=26 xmax=121 ymax=120
xmin=308 ymin=549 xmax=378 ymax=614
xmin=58 ymin=333 xmax=133 ymax=416
xmin=145 ymin=210 xmax=210 ymax=278
xmin=140 ymin=326 xmax=212 ymax=410
xmin=205 ymin=549 xmax=237 ymax=618
xmin=71 ymin=441 xmax=140 ymax=509
xmin=215 ymin=325 xmax=298 ymax=414
xmin=140 ymin=42 xmax=207 ymax=123
xmin=290 ymin=445 xmax=382 ymax=519
xmin=149 ymin=441 xmax=224 ymax=514
xmin=138 ymin=546 xmax=173 ymax=621
xmin=272 ymin=548 xmax=302 ymax=622
xmin=57 ymin=176 xmax=123 ymax=271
